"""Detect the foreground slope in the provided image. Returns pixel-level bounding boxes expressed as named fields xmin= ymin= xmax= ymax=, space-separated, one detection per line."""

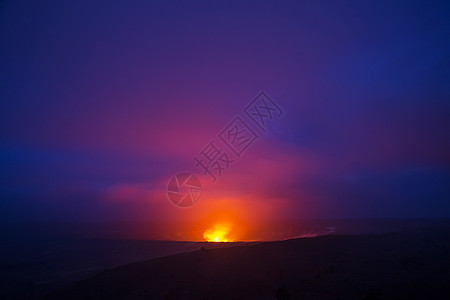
xmin=44 ymin=228 xmax=450 ymax=299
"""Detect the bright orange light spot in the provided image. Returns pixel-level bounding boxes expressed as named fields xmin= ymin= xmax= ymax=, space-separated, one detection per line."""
xmin=203 ymin=223 xmax=233 ymax=242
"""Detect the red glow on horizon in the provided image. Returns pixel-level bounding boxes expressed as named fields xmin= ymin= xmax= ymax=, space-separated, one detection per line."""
xmin=203 ymin=222 xmax=233 ymax=242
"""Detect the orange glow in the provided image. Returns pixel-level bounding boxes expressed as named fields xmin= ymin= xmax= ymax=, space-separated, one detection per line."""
xmin=203 ymin=222 xmax=234 ymax=242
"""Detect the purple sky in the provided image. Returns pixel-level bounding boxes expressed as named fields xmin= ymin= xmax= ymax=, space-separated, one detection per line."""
xmin=1 ymin=0 xmax=449 ymax=225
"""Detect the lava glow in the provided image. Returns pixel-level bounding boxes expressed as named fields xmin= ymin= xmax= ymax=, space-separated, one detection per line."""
xmin=203 ymin=223 xmax=234 ymax=242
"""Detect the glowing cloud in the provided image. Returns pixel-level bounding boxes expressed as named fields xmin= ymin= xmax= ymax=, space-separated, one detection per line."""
xmin=203 ymin=222 xmax=234 ymax=242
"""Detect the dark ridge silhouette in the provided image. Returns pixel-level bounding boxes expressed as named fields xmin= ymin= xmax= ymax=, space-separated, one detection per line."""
xmin=43 ymin=227 xmax=450 ymax=299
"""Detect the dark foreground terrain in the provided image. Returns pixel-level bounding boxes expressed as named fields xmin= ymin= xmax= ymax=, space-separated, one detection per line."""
xmin=44 ymin=227 xmax=450 ymax=300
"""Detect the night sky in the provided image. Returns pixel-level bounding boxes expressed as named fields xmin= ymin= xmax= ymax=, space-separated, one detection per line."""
xmin=1 ymin=0 xmax=449 ymax=227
